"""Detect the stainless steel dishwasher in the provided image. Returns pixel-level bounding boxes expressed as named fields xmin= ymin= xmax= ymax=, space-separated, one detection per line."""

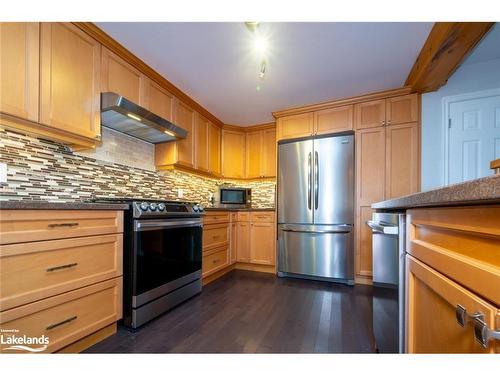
xmin=367 ymin=212 xmax=406 ymax=353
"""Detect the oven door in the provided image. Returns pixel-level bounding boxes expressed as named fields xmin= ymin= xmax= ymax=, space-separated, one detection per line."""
xmin=133 ymin=218 xmax=202 ymax=307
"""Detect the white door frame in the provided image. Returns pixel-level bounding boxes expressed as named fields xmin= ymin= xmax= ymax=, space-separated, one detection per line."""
xmin=442 ymin=87 xmax=500 ymax=185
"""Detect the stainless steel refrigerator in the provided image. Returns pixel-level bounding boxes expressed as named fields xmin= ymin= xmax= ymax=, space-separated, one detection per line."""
xmin=277 ymin=132 xmax=355 ymax=284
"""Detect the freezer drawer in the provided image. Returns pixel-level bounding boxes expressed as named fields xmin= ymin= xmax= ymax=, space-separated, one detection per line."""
xmin=277 ymin=224 xmax=354 ymax=282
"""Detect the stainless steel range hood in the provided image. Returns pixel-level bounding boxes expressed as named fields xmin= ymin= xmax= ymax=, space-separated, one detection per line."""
xmin=101 ymin=92 xmax=187 ymax=143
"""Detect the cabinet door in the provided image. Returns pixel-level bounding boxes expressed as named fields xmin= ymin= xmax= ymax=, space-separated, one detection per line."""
xmin=40 ymin=23 xmax=101 ymax=140
xmin=245 ymin=130 xmax=263 ymax=178
xmin=230 ymin=222 xmax=237 ymax=264
xmin=314 ymin=105 xmax=353 ymax=135
xmin=356 ymin=206 xmax=373 ymax=278
xmin=354 ymin=99 xmax=386 ymax=129
xmin=146 ymin=80 xmax=174 ymax=121
xmin=406 ymin=255 xmax=499 ymax=353
xmin=250 ymin=222 xmax=275 ymax=265
xmin=236 ymin=222 xmax=251 ymax=262
xmin=174 ymin=100 xmax=195 ymax=167
xmin=386 ymin=94 xmax=418 ymax=125
xmin=0 ymin=22 xmax=39 ymax=122
xmin=222 ymin=130 xmax=246 ymax=178
xmin=385 ymin=123 xmax=419 ymax=199
xmin=101 ymin=47 xmax=147 ymax=106
xmin=194 ymin=113 xmax=209 ymax=172
xmin=276 ymin=112 xmax=314 ymax=140
xmin=355 ymin=127 xmax=386 ymax=206
xmin=208 ymin=122 xmax=221 ymax=175
xmin=261 ymin=128 xmax=277 ymax=177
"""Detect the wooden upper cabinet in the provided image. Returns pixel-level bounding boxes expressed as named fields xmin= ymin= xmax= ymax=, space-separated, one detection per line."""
xmin=222 ymin=129 xmax=246 ymax=178
xmin=40 ymin=23 xmax=101 ymax=140
xmin=356 ymin=126 xmax=386 ymax=206
xmin=314 ymin=105 xmax=353 ymax=135
xmin=385 ymin=122 xmax=419 ymax=199
xmin=261 ymin=127 xmax=276 ymax=177
xmin=194 ymin=113 xmax=209 ymax=172
xmin=245 ymin=131 xmax=262 ymax=179
xmin=277 ymin=112 xmax=314 ymax=140
xmin=174 ymin=100 xmax=195 ymax=167
xmin=146 ymin=80 xmax=174 ymax=121
xmin=0 ymin=22 xmax=39 ymax=122
xmin=250 ymin=222 xmax=275 ymax=265
xmin=354 ymin=99 xmax=386 ymax=129
xmin=101 ymin=47 xmax=147 ymax=106
xmin=406 ymin=256 xmax=499 ymax=353
xmin=208 ymin=122 xmax=221 ymax=175
xmin=386 ymin=94 xmax=418 ymax=125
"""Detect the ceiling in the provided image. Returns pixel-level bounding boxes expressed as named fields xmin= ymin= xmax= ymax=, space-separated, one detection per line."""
xmin=97 ymin=22 xmax=433 ymax=126
xmin=463 ymin=22 xmax=500 ymax=65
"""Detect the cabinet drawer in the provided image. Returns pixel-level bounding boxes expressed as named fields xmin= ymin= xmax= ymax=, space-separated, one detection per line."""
xmin=202 ymin=247 xmax=229 ymax=277
xmin=0 ymin=278 xmax=122 ymax=353
xmin=237 ymin=212 xmax=249 ymax=222
xmin=0 ymin=210 xmax=124 ymax=245
xmin=203 ymin=224 xmax=229 ymax=250
xmin=407 ymin=256 xmax=499 ymax=353
xmin=203 ymin=211 xmax=230 ymax=224
xmin=230 ymin=212 xmax=238 ymax=222
xmin=0 ymin=234 xmax=123 ymax=311
xmin=407 ymin=206 xmax=500 ymax=305
xmin=250 ymin=211 xmax=275 ymax=223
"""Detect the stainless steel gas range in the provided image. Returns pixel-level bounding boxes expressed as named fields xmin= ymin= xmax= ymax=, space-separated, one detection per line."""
xmin=93 ymin=198 xmax=204 ymax=328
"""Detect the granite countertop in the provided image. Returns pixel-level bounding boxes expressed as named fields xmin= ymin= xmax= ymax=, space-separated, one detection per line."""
xmin=372 ymin=174 xmax=500 ymax=210
xmin=0 ymin=200 xmax=130 ymax=210
xmin=204 ymin=207 xmax=275 ymax=211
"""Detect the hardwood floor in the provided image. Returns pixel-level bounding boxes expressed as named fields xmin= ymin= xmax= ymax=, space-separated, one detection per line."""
xmin=85 ymin=270 xmax=377 ymax=353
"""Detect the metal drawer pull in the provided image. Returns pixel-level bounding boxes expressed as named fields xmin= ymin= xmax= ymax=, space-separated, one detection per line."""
xmin=48 ymin=222 xmax=79 ymax=228
xmin=46 ymin=262 xmax=78 ymax=273
xmin=46 ymin=315 xmax=77 ymax=330
xmin=455 ymin=305 xmax=484 ymax=327
xmin=473 ymin=316 xmax=500 ymax=348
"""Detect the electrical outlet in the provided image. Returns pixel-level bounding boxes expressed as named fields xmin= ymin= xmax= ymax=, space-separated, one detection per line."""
xmin=0 ymin=163 xmax=7 ymax=184
xmin=177 ymin=188 xmax=183 ymax=198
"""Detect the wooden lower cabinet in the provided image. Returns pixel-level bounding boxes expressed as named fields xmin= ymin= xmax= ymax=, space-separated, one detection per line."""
xmin=406 ymin=256 xmax=499 ymax=353
xmin=202 ymin=247 xmax=229 ymax=278
xmin=236 ymin=222 xmax=251 ymax=262
xmin=230 ymin=222 xmax=237 ymax=264
xmin=0 ymin=278 xmax=122 ymax=354
xmin=356 ymin=206 xmax=373 ymax=279
xmin=250 ymin=222 xmax=275 ymax=265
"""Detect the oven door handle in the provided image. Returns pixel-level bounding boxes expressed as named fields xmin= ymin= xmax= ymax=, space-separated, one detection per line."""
xmin=134 ymin=219 xmax=202 ymax=232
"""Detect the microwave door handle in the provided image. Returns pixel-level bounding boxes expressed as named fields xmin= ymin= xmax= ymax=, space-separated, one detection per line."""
xmin=308 ymin=152 xmax=312 ymax=210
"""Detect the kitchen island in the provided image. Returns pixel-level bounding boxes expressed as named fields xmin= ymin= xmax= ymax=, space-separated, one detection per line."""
xmin=372 ymin=174 xmax=500 ymax=353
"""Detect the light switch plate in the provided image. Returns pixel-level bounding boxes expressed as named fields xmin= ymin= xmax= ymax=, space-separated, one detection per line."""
xmin=0 ymin=163 xmax=7 ymax=184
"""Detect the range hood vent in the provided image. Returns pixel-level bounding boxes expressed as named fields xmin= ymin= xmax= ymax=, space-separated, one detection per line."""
xmin=100 ymin=92 xmax=187 ymax=144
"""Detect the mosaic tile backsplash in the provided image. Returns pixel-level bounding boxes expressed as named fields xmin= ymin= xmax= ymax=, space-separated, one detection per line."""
xmin=0 ymin=128 xmax=276 ymax=208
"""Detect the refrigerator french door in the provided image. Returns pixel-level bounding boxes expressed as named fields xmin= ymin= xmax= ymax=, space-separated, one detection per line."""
xmin=277 ymin=132 xmax=355 ymax=284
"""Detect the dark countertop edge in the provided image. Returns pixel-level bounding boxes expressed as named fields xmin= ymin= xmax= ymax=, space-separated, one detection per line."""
xmin=372 ymin=174 xmax=500 ymax=210
xmin=204 ymin=207 xmax=275 ymax=211
xmin=0 ymin=201 xmax=130 ymax=210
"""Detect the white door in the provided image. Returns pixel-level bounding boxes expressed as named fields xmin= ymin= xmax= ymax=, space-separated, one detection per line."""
xmin=448 ymin=94 xmax=500 ymax=184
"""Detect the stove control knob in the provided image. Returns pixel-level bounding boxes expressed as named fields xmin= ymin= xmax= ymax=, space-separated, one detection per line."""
xmin=140 ymin=202 xmax=149 ymax=211
xmin=192 ymin=204 xmax=199 ymax=212
xmin=158 ymin=203 xmax=166 ymax=211
xmin=198 ymin=205 xmax=204 ymax=212
xmin=149 ymin=202 xmax=158 ymax=211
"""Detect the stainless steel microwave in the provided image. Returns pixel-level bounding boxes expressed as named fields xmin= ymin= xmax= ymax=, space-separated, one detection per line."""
xmin=215 ymin=187 xmax=252 ymax=208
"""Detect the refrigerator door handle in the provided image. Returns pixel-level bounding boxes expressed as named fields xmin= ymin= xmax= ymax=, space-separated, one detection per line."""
xmin=314 ymin=151 xmax=319 ymax=210
xmin=280 ymin=224 xmax=352 ymax=234
xmin=308 ymin=152 xmax=312 ymax=210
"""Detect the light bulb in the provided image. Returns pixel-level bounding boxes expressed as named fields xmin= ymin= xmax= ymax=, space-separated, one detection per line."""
xmin=254 ymin=35 xmax=269 ymax=56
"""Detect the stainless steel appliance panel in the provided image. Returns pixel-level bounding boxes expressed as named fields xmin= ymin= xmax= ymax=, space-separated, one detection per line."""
xmin=313 ymin=135 xmax=354 ymax=225
xmin=278 ymin=139 xmax=314 ymax=224
xmin=368 ymin=212 xmax=400 ymax=286
xmin=278 ymin=224 xmax=354 ymax=280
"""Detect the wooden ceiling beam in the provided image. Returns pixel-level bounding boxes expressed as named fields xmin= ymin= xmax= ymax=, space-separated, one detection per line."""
xmin=405 ymin=22 xmax=494 ymax=93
